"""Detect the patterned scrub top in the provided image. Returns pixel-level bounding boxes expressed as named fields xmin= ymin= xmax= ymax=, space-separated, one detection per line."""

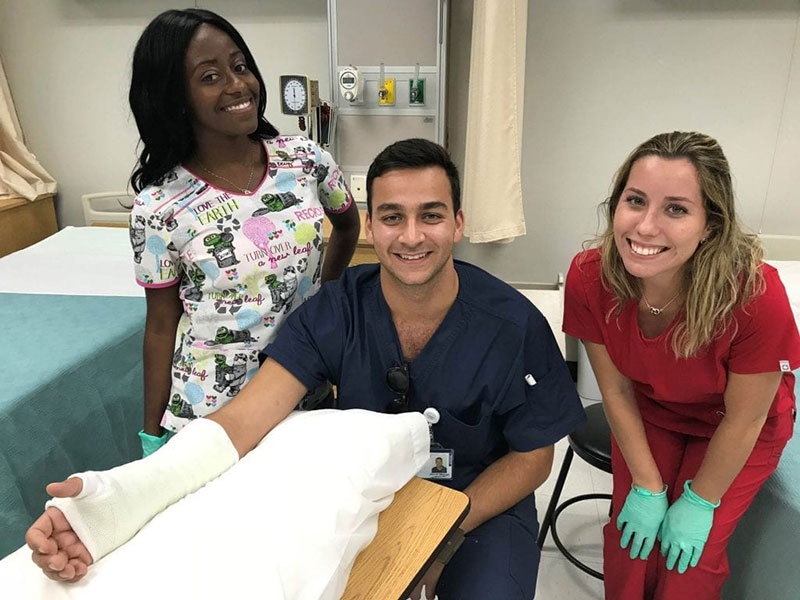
xmin=130 ymin=136 xmax=352 ymax=431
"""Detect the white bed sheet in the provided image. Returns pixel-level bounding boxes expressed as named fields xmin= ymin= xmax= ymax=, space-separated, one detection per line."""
xmin=0 ymin=409 xmax=429 ymax=600
xmin=768 ymin=260 xmax=800 ymax=327
xmin=0 ymin=226 xmax=142 ymax=297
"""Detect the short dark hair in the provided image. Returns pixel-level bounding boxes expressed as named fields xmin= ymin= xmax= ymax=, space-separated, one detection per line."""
xmin=366 ymin=138 xmax=461 ymax=214
xmin=129 ymin=9 xmax=279 ymax=193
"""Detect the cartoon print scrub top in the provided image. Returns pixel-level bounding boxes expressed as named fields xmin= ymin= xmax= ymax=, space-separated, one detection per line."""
xmin=130 ymin=136 xmax=352 ymax=431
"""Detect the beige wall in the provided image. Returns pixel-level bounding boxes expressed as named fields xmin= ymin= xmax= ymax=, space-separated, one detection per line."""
xmin=450 ymin=0 xmax=800 ymax=284
xmin=4 ymin=0 xmax=799 ymax=267
xmin=331 ymin=0 xmax=443 ymax=183
xmin=0 ymin=0 xmax=329 ymax=228
xmin=335 ymin=0 xmax=438 ymax=66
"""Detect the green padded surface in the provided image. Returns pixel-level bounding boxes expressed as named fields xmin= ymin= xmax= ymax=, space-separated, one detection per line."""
xmin=0 ymin=293 xmax=145 ymax=558
xmin=724 ymin=370 xmax=800 ymax=599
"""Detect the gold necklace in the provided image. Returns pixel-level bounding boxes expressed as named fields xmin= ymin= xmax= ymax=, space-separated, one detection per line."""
xmin=642 ymin=292 xmax=680 ymax=316
xmin=197 ymin=157 xmax=256 ymax=194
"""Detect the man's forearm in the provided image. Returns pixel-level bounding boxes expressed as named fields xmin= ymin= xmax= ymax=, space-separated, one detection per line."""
xmin=460 ymin=446 xmax=554 ymax=533
xmin=208 ymin=357 xmax=308 ymax=457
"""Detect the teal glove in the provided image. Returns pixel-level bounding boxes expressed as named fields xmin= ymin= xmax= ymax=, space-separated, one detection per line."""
xmin=659 ymin=480 xmax=719 ymax=573
xmin=138 ymin=429 xmax=170 ymax=458
xmin=616 ymin=484 xmax=668 ymax=560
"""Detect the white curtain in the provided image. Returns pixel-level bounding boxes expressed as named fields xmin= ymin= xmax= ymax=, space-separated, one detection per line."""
xmin=462 ymin=0 xmax=527 ymax=243
xmin=0 ymin=54 xmax=57 ymax=201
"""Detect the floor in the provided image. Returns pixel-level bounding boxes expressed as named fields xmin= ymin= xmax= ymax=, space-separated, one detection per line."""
xmin=534 ymin=436 xmax=612 ymax=599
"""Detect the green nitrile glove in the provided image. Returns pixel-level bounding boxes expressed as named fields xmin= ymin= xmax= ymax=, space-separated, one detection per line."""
xmin=616 ymin=483 xmax=669 ymax=560
xmin=138 ymin=429 xmax=170 ymax=458
xmin=659 ymin=480 xmax=719 ymax=574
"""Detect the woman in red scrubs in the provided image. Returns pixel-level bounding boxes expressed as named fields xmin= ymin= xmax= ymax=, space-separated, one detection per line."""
xmin=564 ymin=131 xmax=800 ymax=599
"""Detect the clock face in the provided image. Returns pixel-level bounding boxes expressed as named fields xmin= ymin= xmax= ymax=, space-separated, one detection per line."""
xmin=281 ymin=77 xmax=308 ymax=115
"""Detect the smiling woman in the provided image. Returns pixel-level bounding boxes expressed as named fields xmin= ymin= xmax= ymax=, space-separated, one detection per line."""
xmin=564 ymin=132 xmax=800 ymax=600
xmin=182 ymin=24 xmax=262 ymax=173
xmin=595 ymin=133 xmax=762 ymax=355
xmin=123 ymin=9 xmax=360 ymax=456
xmin=129 ymin=9 xmax=277 ymax=196
xmin=612 ymin=156 xmax=710 ymax=302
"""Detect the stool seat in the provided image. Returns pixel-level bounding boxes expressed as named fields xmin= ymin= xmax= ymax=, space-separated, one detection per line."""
xmin=568 ymin=403 xmax=612 ymax=473
xmin=538 ymin=401 xmax=613 ymax=580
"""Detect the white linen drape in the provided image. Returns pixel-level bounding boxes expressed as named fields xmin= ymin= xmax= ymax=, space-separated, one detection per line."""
xmin=0 ymin=54 xmax=57 ymax=201
xmin=0 ymin=410 xmax=430 ymax=600
xmin=462 ymin=0 xmax=527 ymax=243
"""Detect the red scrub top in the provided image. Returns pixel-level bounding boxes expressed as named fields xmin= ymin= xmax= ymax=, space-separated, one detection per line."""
xmin=564 ymin=249 xmax=800 ymax=443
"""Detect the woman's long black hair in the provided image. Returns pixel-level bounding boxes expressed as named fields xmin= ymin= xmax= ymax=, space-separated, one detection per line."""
xmin=129 ymin=8 xmax=279 ymax=194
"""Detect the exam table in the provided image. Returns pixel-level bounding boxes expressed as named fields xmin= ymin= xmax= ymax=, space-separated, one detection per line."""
xmin=0 ymin=227 xmax=145 ymax=558
xmin=723 ymin=259 xmax=800 ymax=599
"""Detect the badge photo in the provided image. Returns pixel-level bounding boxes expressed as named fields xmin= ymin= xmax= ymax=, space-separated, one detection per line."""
xmin=418 ymin=449 xmax=454 ymax=480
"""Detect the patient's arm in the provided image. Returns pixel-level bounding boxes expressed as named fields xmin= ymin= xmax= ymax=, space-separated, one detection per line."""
xmin=26 ymin=358 xmax=307 ymax=583
xmin=208 ymin=357 xmax=310 ymax=456
xmin=27 ymin=480 xmax=92 ymax=582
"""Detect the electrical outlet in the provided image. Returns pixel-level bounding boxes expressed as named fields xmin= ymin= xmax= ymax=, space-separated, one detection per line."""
xmin=350 ymin=174 xmax=367 ymax=205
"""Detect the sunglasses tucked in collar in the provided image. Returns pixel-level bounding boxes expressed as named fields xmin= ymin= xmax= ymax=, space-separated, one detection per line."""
xmin=385 ymin=363 xmax=411 ymax=413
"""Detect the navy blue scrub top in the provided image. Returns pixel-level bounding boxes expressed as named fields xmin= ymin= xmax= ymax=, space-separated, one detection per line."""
xmin=264 ymin=261 xmax=586 ymax=492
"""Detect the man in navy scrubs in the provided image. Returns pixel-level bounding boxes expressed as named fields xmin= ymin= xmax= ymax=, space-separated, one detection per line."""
xmin=263 ymin=138 xmax=586 ymax=599
xmin=30 ymin=139 xmax=585 ymax=599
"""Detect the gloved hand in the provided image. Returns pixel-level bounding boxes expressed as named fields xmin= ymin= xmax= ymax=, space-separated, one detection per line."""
xmin=616 ymin=483 xmax=668 ymax=560
xmin=659 ymin=479 xmax=719 ymax=573
xmin=138 ymin=429 xmax=170 ymax=458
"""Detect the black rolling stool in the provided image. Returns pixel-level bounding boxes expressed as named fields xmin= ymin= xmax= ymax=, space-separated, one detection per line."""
xmin=537 ymin=402 xmax=612 ymax=580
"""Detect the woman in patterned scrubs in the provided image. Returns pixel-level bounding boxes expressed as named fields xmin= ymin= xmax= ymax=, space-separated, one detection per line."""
xmin=128 ymin=9 xmax=359 ymax=455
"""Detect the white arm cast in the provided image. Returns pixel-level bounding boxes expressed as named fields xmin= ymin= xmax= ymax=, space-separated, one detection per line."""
xmin=47 ymin=418 xmax=238 ymax=562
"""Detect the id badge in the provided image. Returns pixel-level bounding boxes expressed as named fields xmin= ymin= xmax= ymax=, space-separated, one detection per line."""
xmin=418 ymin=448 xmax=454 ymax=480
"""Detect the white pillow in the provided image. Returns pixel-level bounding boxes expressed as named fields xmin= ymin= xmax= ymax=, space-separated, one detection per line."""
xmin=0 ymin=409 xmax=430 ymax=600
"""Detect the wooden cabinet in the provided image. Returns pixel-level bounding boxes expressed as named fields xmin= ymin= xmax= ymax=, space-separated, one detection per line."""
xmin=323 ymin=208 xmax=378 ymax=266
xmin=0 ymin=194 xmax=58 ymax=257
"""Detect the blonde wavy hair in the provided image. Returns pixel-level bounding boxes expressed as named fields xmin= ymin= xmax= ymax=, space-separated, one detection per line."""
xmin=593 ymin=131 xmax=764 ymax=358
